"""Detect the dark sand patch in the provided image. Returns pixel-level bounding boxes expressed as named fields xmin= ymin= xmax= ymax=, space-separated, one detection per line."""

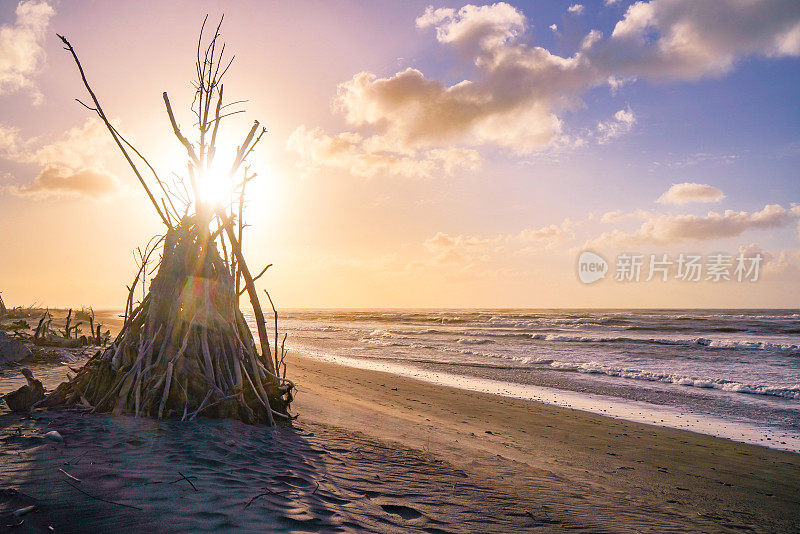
xmin=0 ymin=410 xmax=570 ymax=533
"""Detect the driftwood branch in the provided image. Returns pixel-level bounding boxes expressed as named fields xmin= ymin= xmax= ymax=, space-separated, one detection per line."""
xmin=217 ymin=210 xmax=274 ymax=373
xmin=58 ymin=35 xmax=170 ymax=229
xmin=265 ymin=290 xmax=279 ymax=375
xmin=163 ymin=92 xmax=201 ymax=168
xmin=65 ymin=481 xmax=143 ymax=511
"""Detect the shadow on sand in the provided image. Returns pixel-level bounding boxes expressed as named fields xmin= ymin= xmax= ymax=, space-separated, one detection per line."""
xmin=0 ymin=408 xmax=548 ymax=533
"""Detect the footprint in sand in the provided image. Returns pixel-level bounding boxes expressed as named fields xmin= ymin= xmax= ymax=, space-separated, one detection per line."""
xmin=381 ymin=504 xmax=423 ymax=520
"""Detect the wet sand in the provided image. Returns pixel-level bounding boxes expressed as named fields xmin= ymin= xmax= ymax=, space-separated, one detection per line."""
xmin=1 ymin=331 xmax=799 ymax=531
xmin=287 ymin=353 xmax=800 ymax=532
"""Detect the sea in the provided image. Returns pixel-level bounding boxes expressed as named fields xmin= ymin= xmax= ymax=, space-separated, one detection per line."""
xmin=251 ymin=309 xmax=800 ymax=453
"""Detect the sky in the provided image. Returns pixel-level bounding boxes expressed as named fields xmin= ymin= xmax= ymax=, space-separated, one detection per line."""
xmin=0 ymin=0 xmax=799 ymax=309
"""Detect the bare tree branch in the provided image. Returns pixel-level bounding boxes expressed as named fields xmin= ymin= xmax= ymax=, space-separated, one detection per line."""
xmin=58 ymin=34 xmax=170 ymax=228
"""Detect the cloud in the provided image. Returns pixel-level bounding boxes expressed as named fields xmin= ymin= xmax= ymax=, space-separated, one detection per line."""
xmin=9 ymin=165 xmax=120 ymax=198
xmin=286 ymin=125 xmax=480 ymax=178
xmin=290 ymin=1 xmax=800 ymax=176
xmin=600 ymin=210 xmax=625 ymax=223
xmin=738 ymin=242 xmax=772 ymax=262
xmin=736 ymin=243 xmax=800 ymax=280
xmin=657 ymin=152 xmax=739 ymax=169
xmin=0 ymin=118 xmax=121 ymax=198
xmin=517 ymin=219 xmax=575 ymax=248
xmin=597 ymin=107 xmax=636 ymax=143
xmin=762 ymin=248 xmax=800 ymax=278
xmin=588 ymin=204 xmax=800 ymax=248
xmin=568 ymin=4 xmax=584 ymax=15
xmin=415 ymin=3 xmax=525 ymax=55
xmin=423 ymin=231 xmax=500 ymax=265
xmin=549 ymin=24 xmax=558 ymax=32
xmin=0 ymin=0 xmax=54 ymax=102
xmin=608 ymin=1 xmax=800 ymax=76
xmin=657 ymin=182 xmax=725 ymax=204
xmin=0 ymin=118 xmax=113 ymax=167
xmin=422 ymin=218 xmax=576 ymax=266
xmin=600 ymin=209 xmax=652 ymax=223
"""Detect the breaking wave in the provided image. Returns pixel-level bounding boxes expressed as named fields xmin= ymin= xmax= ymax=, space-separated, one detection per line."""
xmin=542 ymin=359 xmax=800 ymax=400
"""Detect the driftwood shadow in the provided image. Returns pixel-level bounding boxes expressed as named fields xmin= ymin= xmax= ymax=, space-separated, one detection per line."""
xmin=0 ymin=408 xmax=554 ymax=533
xmin=0 ymin=411 xmax=338 ymax=532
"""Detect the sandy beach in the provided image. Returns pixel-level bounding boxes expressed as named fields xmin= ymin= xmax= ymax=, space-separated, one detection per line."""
xmin=2 ymin=0 xmax=799 ymax=530
xmin=2 ymin=336 xmax=799 ymax=532
xmin=287 ymin=353 xmax=800 ymax=532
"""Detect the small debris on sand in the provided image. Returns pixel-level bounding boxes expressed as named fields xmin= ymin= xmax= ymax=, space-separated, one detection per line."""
xmin=13 ymin=505 xmax=36 ymax=517
xmin=43 ymin=431 xmax=63 ymax=442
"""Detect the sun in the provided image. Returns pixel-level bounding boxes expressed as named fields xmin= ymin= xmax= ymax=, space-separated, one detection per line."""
xmin=196 ymin=166 xmax=234 ymax=209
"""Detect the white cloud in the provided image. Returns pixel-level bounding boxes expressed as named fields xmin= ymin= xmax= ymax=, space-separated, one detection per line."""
xmin=0 ymin=119 xmax=113 ymax=167
xmin=739 ymin=242 xmax=772 ymax=262
xmin=601 ymin=210 xmax=624 ymax=223
xmin=657 ymin=182 xmax=725 ymax=204
xmin=568 ymin=4 xmax=584 ymax=15
xmin=736 ymin=243 xmax=800 ymax=280
xmin=600 ymin=209 xmax=652 ymax=223
xmin=0 ymin=118 xmax=121 ymax=198
xmin=286 ymin=125 xmax=480 ymax=178
xmin=422 ymin=218 xmax=576 ymax=266
xmin=608 ymin=0 xmax=800 ymax=79
xmin=549 ymin=24 xmax=558 ymax=32
xmin=8 ymin=165 xmax=120 ymax=198
xmin=0 ymin=0 xmax=54 ymax=102
xmin=423 ymin=231 xmax=500 ymax=265
xmin=415 ymin=3 xmax=525 ymax=54
xmin=588 ymin=204 xmax=800 ymax=248
xmin=606 ymin=75 xmax=636 ymax=93
xmin=597 ymin=107 xmax=636 ymax=143
xmin=290 ymin=1 xmax=800 ymax=176
xmin=659 ymin=152 xmax=739 ymax=169
xmin=516 ymin=219 xmax=575 ymax=248
xmin=762 ymin=248 xmax=800 ymax=278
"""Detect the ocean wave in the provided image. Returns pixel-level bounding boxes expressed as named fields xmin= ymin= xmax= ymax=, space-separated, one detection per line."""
xmin=360 ymin=339 xmax=405 ymax=347
xmin=544 ymin=360 xmax=800 ymax=400
xmin=347 ymin=325 xmax=800 ymax=356
xmin=622 ymin=325 xmax=749 ymax=333
xmin=529 ymin=333 xmax=800 ymax=352
xmin=456 ymin=338 xmax=493 ymax=345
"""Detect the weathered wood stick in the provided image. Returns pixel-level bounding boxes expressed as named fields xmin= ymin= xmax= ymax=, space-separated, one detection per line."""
xmin=157 ymin=361 xmax=174 ymax=419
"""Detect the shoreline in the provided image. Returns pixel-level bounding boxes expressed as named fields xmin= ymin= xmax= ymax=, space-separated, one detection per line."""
xmin=287 ymin=352 xmax=800 ymax=532
xmin=289 ymin=350 xmax=800 ymax=453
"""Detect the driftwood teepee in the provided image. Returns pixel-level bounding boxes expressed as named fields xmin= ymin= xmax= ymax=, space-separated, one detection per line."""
xmin=44 ymin=18 xmax=294 ymax=425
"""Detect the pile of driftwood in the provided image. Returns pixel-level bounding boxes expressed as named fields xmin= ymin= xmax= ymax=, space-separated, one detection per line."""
xmin=43 ymin=17 xmax=294 ymax=424
xmin=0 ymin=305 xmax=107 ymax=348
xmin=33 ymin=308 xmax=108 ymax=348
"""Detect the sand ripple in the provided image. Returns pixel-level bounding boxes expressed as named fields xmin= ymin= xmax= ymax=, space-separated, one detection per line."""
xmin=1 ymin=411 xmax=559 ymax=533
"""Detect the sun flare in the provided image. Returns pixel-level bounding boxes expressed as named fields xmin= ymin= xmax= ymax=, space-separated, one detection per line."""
xmin=196 ymin=167 xmax=234 ymax=209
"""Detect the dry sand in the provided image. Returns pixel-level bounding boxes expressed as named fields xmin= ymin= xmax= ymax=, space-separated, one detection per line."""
xmin=1 ymin=329 xmax=799 ymax=532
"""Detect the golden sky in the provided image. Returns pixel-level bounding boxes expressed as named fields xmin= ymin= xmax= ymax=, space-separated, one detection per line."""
xmin=1 ymin=1 xmax=799 ymax=309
